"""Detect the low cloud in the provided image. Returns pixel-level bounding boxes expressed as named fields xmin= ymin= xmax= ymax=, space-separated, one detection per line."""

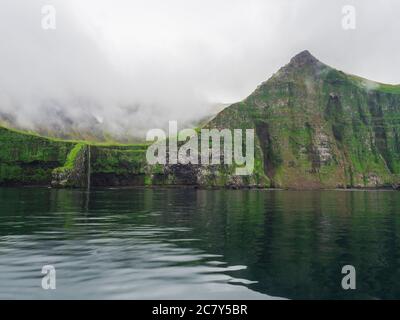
xmin=0 ymin=0 xmax=399 ymax=140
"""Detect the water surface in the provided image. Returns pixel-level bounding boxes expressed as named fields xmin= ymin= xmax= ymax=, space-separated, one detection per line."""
xmin=0 ymin=187 xmax=399 ymax=299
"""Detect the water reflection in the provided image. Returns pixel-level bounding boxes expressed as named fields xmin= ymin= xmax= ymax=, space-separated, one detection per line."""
xmin=0 ymin=187 xmax=399 ymax=299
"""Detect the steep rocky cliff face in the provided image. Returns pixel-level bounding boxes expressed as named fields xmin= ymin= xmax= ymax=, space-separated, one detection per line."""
xmin=0 ymin=127 xmax=74 ymax=185
xmin=207 ymin=51 xmax=400 ymax=189
xmin=51 ymin=143 xmax=89 ymax=188
xmin=1 ymin=51 xmax=399 ymax=189
xmin=90 ymin=145 xmax=149 ymax=186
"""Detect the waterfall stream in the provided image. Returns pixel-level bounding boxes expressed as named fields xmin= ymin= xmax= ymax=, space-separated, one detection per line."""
xmin=87 ymin=145 xmax=91 ymax=191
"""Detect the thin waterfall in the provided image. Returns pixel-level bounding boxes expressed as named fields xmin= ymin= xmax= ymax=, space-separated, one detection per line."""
xmin=87 ymin=144 xmax=91 ymax=191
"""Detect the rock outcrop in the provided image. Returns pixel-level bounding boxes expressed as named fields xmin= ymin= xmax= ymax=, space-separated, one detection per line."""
xmin=1 ymin=51 xmax=400 ymax=189
xmin=51 ymin=143 xmax=89 ymax=188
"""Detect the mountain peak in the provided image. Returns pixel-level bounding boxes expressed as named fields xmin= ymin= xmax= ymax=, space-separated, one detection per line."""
xmin=288 ymin=50 xmax=320 ymax=68
xmin=270 ymin=50 xmax=326 ymax=80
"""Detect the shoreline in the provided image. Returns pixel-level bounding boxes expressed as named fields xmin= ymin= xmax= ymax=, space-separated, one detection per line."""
xmin=0 ymin=184 xmax=398 ymax=191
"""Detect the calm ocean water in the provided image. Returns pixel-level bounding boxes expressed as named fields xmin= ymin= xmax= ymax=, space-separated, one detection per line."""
xmin=0 ymin=187 xmax=399 ymax=299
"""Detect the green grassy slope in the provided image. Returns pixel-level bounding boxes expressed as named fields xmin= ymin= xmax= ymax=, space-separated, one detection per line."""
xmin=0 ymin=126 xmax=75 ymax=185
xmin=208 ymin=51 xmax=400 ymax=188
xmin=0 ymin=126 xmax=151 ymax=186
xmin=1 ymin=50 xmax=399 ymax=189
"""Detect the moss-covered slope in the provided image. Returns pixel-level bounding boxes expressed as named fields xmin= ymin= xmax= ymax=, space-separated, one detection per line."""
xmin=207 ymin=50 xmax=400 ymax=189
xmin=0 ymin=127 xmax=75 ymax=185
xmin=1 ymin=50 xmax=399 ymax=189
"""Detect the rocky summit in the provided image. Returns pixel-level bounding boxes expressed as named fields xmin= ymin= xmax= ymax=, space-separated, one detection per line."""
xmin=1 ymin=51 xmax=400 ymax=189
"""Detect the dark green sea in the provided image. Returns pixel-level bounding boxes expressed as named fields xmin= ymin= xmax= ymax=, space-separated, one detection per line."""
xmin=0 ymin=187 xmax=399 ymax=299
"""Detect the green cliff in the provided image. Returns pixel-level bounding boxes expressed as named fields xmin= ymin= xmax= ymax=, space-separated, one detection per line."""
xmin=0 ymin=127 xmax=75 ymax=185
xmin=1 ymin=51 xmax=399 ymax=189
xmin=207 ymin=51 xmax=400 ymax=189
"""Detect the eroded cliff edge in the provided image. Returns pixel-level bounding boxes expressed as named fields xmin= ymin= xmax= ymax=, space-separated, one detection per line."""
xmin=1 ymin=51 xmax=400 ymax=189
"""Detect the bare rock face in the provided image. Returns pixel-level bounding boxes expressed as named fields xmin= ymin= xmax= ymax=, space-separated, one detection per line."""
xmin=51 ymin=169 xmax=70 ymax=188
xmin=315 ymin=132 xmax=332 ymax=164
xmin=365 ymin=174 xmax=382 ymax=188
xmin=288 ymin=50 xmax=320 ymax=68
xmin=51 ymin=145 xmax=89 ymax=188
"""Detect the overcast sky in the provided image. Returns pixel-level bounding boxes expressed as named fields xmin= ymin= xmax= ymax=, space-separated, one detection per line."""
xmin=0 ymin=0 xmax=399 ymax=137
